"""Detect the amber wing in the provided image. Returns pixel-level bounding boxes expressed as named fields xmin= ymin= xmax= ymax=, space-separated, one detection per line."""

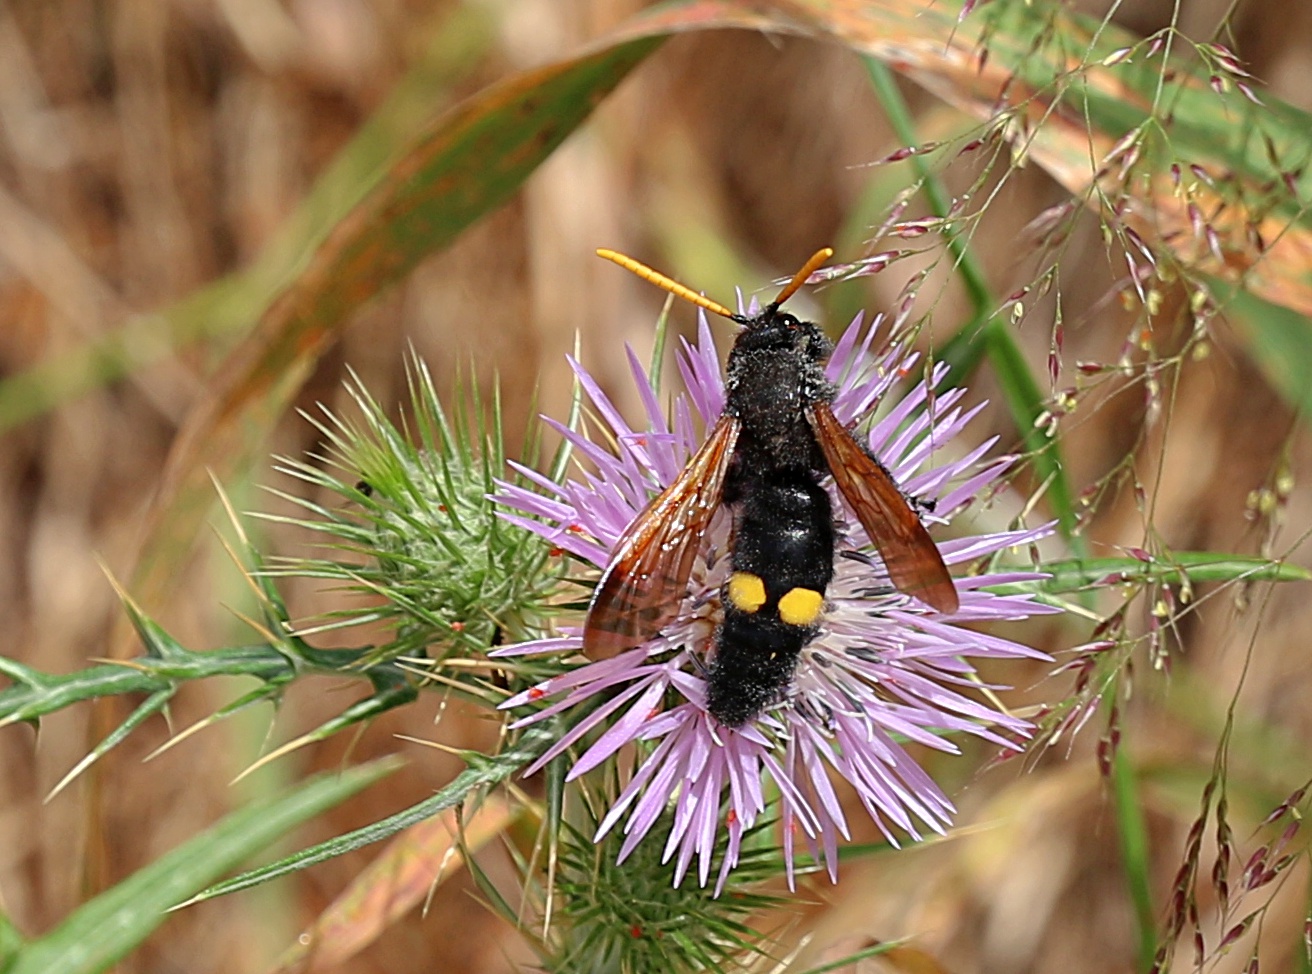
xmin=582 ymin=415 xmax=741 ymax=658
xmin=807 ymin=401 xmax=959 ymax=613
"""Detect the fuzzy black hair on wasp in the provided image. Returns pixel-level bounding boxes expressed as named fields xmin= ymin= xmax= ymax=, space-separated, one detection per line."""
xmin=584 ymin=248 xmax=958 ymax=728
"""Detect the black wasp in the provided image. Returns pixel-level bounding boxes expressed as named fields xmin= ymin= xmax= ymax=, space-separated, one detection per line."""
xmin=583 ymin=248 xmax=958 ymax=727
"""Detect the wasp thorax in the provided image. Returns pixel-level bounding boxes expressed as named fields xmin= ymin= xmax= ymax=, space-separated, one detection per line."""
xmin=724 ymin=309 xmax=836 ymax=475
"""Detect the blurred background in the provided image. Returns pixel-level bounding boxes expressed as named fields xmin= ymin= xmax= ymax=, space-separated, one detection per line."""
xmin=1 ymin=0 xmax=1311 ymax=972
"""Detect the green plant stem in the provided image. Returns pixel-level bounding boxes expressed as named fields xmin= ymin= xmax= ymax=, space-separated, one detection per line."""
xmin=985 ymin=552 xmax=1310 ymax=596
xmin=0 ymin=645 xmax=397 ymax=725
xmin=1301 ymin=870 xmax=1312 ymax=974
xmin=863 ymin=59 xmax=992 ymax=314
xmin=863 ymin=57 xmax=1086 ymax=555
xmin=1111 ymin=746 xmax=1157 ymax=972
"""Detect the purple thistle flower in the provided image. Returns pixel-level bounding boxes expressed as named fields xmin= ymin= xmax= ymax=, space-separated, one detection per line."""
xmin=493 ymin=308 xmax=1054 ymax=892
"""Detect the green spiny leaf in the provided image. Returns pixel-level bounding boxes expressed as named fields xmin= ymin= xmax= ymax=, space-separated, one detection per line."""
xmin=46 ymin=688 xmax=175 ymax=801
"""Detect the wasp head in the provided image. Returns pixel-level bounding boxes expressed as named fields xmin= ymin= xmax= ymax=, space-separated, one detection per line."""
xmin=733 ymin=307 xmax=833 ymax=365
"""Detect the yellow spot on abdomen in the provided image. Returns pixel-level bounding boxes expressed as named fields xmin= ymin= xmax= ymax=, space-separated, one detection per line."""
xmin=778 ymin=587 xmax=824 ymax=626
xmin=727 ymin=572 xmax=767 ymax=613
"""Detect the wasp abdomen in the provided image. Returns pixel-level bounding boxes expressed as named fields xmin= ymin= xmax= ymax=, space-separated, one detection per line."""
xmin=708 ymin=477 xmax=835 ymax=726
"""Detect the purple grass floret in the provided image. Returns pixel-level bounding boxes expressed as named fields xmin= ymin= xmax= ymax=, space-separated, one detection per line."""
xmin=493 ymin=309 xmax=1055 ymax=890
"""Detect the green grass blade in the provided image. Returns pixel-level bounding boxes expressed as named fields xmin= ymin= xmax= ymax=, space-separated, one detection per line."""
xmin=862 ymin=56 xmax=1082 ymax=548
xmin=184 ymin=725 xmax=552 ymax=904
xmin=848 ymin=65 xmax=1068 ymax=551
xmin=0 ymin=910 xmax=24 ymax=967
xmin=982 ymin=323 xmax=1083 ymax=549
xmin=1219 ymin=280 xmax=1312 ymax=416
xmin=626 ymin=0 xmax=1312 ymax=399
xmin=122 ymin=35 xmax=662 ymax=636
xmin=1111 ymin=748 xmax=1157 ymax=971
xmin=5 ymin=758 xmax=400 ymax=974
xmin=862 ymin=58 xmax=992 ymax=316
xmin=0 ymin=4 xmax=498 ymax=433
xmin=794 ymin=941 xmax=899 ymax=974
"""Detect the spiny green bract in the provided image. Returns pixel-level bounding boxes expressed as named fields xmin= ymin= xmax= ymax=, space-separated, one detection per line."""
xmin=263 ymin=357 xmax=561 ymax=669
xmin=546 ymin=814 xmax=784 ymax=974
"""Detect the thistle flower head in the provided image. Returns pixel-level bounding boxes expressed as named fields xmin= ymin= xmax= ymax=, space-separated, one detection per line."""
xmin=266 ymin=358 xmax=561 ymax=665
xmin=494 ymin=308 xmax=1054 ymax=891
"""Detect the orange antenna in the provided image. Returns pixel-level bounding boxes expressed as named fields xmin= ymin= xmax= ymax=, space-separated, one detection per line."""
xmin=771 ymin=247 xmax=834 ymax=307
xmin=596 ymin=249 xmax=737 ymax=320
